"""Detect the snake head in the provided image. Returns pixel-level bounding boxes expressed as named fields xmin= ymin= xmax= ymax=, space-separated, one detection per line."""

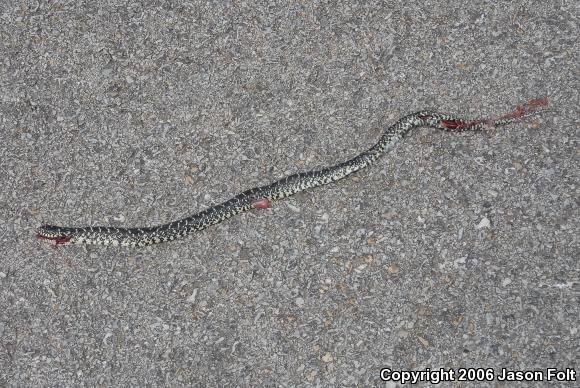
xmin=37 ymin=225 xmax=73 ymax=245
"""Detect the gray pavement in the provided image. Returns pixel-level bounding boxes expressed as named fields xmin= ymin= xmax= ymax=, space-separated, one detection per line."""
xmin=1 ymin=1 xmax=578 ymax=387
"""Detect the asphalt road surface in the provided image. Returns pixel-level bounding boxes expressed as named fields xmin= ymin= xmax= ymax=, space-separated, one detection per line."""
xmin=1 ymin=1 xmax=577 ymax=386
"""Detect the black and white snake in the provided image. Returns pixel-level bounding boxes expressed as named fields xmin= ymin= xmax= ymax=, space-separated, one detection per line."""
xmin=37 ymin=98 xmax=548 ymax=247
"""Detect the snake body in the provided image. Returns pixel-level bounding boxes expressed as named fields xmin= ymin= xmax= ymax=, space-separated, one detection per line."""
xmin=37 ymin=98 xmax=548 ymax=247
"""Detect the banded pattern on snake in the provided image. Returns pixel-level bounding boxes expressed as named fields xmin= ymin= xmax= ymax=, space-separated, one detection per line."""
xmin=37 ymin=98 xmax=548 ymax=247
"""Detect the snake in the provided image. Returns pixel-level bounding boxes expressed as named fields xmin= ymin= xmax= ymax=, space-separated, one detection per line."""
xmin=37 ymin=98 xmax=548 ymax=247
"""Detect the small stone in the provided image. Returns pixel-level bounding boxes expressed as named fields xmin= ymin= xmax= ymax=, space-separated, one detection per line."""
xmin=321 ymin=352 xmax=333 ymax=363
xmin=452 ymin=316 xmax=464 ymax=327
xmin=417 ymin=336 xmax=430 ymax=348
xmin=387 ymin=263 xmax=400 ymax=274
xmin=476 ymin=217 xmax=491 ymax=229
xmin=295 ymin=297 xmax=304 ymax=307
xmin=186 ymin=289 xmax=198 ymax=303
xmin=286 ymin=203 xmax=301 ymax=213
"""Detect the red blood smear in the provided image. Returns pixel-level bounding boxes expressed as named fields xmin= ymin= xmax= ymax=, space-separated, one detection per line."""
xmin=251 ymin=198 xmax=271 ymax=209
xmin=441 ymin=119 xmax=472 ymax=129
xmin=526 ymin=97 xmax=549 ymax=109
xmin=251 ymin=198 xmax=270 ymax=209
xmin=496 ymin=97 xmax=549 ymax=121
xmin=441 ymin=119 xmax=461 ymax=129
xmin=37 ymin=234 xmax=72 ymax=245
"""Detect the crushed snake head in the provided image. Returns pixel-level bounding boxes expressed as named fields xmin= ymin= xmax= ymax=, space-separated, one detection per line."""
xmin=37 ymin=225 xmax=74 ymax=245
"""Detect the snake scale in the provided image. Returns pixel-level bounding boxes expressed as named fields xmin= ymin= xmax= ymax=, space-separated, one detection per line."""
xmin=37 ymin=98 xmax=548 ymax=247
